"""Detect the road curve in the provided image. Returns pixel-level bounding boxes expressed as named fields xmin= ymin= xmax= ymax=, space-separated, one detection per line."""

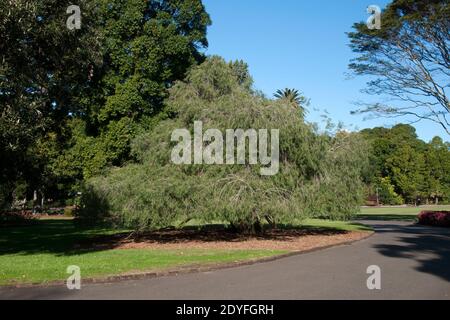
xmin=1 ymin=221 xmax=449 ymax=300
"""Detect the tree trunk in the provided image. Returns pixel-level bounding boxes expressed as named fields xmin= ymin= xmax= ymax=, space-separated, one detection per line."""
xmin=229 ymin=220 xmax=264 ymax=235
xmin=32 ymin=190 xmax=37 ymax=214
xmin=252 ymin=220 xmax=263 ymax=234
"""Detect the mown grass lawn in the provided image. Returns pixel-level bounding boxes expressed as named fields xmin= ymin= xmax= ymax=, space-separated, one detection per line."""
xmin=0 ymin=248 xmax=287 ymax=286
xmin=299 ymin=219 xmax=373 ymax=232
xmin=0 ymin=218 xmax=370 ymax=285
xmin=0 ymin=220 xmax=288 ymax=285
xmin=358 ymin=205 xmax=450 ymax=221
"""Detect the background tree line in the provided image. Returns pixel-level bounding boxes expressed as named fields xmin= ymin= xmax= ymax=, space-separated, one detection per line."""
xmin=361 ymin=124 xmax=450 ymax=205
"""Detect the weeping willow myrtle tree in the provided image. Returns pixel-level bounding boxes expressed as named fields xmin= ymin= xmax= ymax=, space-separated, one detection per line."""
xmin=78 ymin=56 xmax=368 ymax=234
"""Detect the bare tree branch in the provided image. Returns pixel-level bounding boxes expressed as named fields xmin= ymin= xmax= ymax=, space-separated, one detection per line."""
xmin=348 ymin=0 xmax=450 ymax=135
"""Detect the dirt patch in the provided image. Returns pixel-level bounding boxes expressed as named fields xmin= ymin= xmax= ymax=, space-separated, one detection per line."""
xmin=77 ymin=227 xmax=372 ymax=252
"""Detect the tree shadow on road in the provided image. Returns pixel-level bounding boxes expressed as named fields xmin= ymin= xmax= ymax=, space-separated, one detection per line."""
xmin=370 ymin=223 xmax=450 ymax=282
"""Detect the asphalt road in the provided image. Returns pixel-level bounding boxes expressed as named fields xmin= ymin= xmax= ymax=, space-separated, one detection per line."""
xmin=1 ymin=220 xmax=449 ymax=300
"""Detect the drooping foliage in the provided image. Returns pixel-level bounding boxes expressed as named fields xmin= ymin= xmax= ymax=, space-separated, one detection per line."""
xmin=78 ymin=57 xmax=369 ymax=232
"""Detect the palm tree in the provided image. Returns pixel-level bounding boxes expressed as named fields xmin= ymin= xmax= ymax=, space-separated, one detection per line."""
xmin=274 ymin=88 xmax=307 ymax=117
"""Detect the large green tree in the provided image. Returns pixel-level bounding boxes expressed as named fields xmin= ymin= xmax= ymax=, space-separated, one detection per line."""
xmin=57 ymin=0 xmax=211 ymax=182
xmin=0 ymin=0 xmax=102 ymax=207
xmin=424 ymin=136 xmax=450 ymax=204
xmin=385 ymin=144 xmax=427 ymax=204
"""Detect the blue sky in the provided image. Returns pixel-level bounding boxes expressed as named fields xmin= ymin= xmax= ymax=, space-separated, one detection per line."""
xmin=202 ymin=0 xmax=442 ymax=142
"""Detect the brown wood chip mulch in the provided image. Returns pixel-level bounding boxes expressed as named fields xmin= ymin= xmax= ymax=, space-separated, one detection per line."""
xmin=78 ymin=227 xmax=372 ymax=252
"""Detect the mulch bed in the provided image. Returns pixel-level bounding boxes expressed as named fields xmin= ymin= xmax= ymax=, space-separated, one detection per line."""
xmin=76 ymin=227 xmax=372 ymax=252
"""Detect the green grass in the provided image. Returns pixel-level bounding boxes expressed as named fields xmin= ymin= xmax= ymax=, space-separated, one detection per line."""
xmin=0 ymin=248 xmax=284 ymax=286
xmin=300 ymin=219 xmax=373 ymax=232
xmin=0 ymin=218 xmax=371 ymax=285
xmin=0 ymin=220 xmax=287 ymax=285
xmin=357 ymin=205 xmax=450 ymax=221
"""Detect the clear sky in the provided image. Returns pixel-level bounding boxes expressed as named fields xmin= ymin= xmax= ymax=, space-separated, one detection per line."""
xmin=202 ymin=0 xmax=443 ymax=142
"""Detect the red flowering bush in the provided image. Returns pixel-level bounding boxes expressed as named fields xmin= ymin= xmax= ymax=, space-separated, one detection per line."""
xmin=418 ymin=211 xmax=450 ymax=228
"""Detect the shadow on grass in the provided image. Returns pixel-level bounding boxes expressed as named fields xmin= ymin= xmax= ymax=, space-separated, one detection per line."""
xmin=0 ymin=220 xmax=118 ymax=256
xmin=0 ymin=220 xmax=350 ymax=256
xmin=370 ymin=223 xmax=450 ymax=281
